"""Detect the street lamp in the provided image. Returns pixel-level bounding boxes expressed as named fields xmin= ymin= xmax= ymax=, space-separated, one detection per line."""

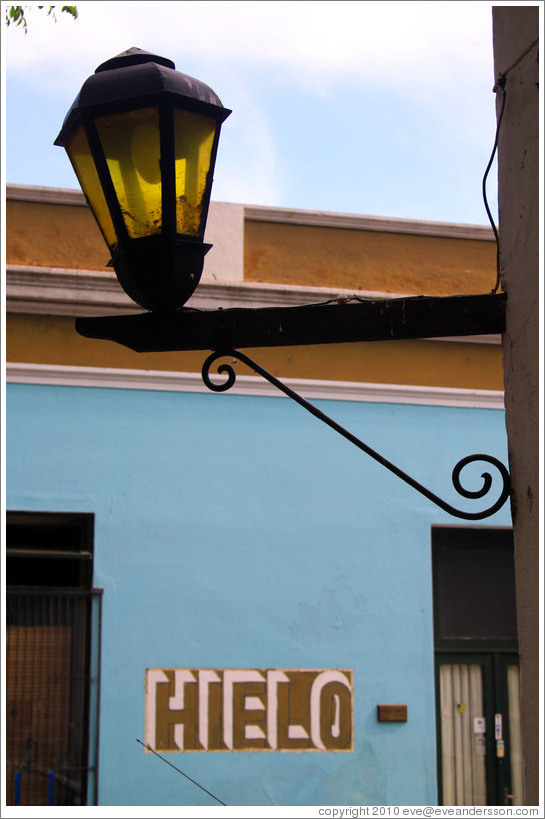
xmin=55 ymin=47 xmax=231 ymax=310
xmin=61 ymin=49 xmax=510 ymax=521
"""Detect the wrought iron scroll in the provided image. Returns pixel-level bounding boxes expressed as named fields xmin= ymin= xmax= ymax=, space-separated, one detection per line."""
xmin=202 ymin=349 xmax=511 ymax=521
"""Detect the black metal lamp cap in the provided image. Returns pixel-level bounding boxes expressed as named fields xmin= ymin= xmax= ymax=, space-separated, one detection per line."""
xmin=55 ymin=46 xmax=231 ymax=148
xmin=95 ymin=47 xmax=176 ymax=73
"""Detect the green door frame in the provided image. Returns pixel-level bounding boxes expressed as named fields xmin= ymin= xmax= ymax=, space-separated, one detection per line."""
xmin=435 ymin=649 xmax=519 ymax=806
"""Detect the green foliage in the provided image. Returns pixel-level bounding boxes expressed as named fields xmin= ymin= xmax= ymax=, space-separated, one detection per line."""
xmin=5 ymin=5 xmax=78 ymax=33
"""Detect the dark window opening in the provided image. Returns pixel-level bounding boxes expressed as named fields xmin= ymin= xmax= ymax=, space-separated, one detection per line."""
xmin=433 ymin=526 xmax=517 ymax=645
xmin=6 ymin=512 xmax=100 ymax=807
xmin=6 ymin=511 xmax=93 ymax=589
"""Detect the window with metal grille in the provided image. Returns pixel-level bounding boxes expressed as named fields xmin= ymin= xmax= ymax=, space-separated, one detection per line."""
xmin=6 ymin=512 xmax=101 ymax=806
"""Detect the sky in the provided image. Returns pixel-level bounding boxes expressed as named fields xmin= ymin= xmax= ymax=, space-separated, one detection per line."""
xmin=1 ymin=0 xmax=533 ymax=226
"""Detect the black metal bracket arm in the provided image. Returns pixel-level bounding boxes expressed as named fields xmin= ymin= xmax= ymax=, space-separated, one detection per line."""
xmin=74 ymin=292 xmax=510 ymax=520
xmin=75 ymin=292 xmax=506 ymax=351
xmin=202 ymin=349 xmax=511 ymax=521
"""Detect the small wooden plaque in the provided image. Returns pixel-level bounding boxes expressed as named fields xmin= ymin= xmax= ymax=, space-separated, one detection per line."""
xmin=377 ymin=704 xmax=407 ymax=722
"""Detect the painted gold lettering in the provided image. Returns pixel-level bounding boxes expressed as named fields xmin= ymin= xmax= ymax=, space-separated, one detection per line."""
xmin=146 ymin=668 xmax=353 ymax=752
xmin=168 ymin=670 xmax=197 ymax=750
xmin=198 ymin=670 xmax=220 ymax=750
xmin=310 ymin=670 xmax=352 ymax=750
xmin=223 ymin=670 xmax=265 ymax=750
xmin=144 ymin=669 xmax=169 ymax=750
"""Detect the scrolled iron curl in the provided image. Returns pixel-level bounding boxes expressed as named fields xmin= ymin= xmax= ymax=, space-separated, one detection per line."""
xmin=201 ymin=351 xmax=238 ymax=392
xmin=449 ymin=453 xmax=511 ymax=518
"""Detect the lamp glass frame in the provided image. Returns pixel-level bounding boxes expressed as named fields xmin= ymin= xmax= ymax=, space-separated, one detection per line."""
xmin=55 ymin=49 xmax=231 ymax=310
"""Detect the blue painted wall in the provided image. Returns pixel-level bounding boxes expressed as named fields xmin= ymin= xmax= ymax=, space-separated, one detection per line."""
xmin=6 ymin=382 xmax=510 ymax=806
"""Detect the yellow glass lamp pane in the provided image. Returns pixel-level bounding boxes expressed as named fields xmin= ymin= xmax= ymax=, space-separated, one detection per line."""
xmin=95 ymin=107 xmax=162 ymax=239
xmin=66 ymin=126 xmax=117 ymax=248
xmin=174 ymin=110 xmax=216 ymax=235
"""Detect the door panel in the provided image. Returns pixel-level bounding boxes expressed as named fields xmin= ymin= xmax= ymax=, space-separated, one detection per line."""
xmin=439 ymin=662 xmax=487 ymax=805
xmin=437 ymin=654 xmax=521 ymax=806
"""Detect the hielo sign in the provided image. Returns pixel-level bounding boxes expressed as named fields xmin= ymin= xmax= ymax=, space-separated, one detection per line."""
xmin=145 ymin=668 xmax=353 ymax=752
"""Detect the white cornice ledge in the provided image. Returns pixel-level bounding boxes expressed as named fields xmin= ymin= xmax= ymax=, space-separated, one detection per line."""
xmin=6 ymin=184 xmax=89 ymax=206
xmin=7 ymin=363 xmax=505 ymax=409
xmin=6 ymin=263 xmax=408 ymax=315
xmin=6 ymin=264 xmax=134 ymax=315
xmin=244 ymin=205 xmax=495 ymax=241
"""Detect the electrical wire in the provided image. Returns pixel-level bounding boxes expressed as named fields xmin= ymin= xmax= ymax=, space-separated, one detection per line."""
xmin=482 ymin=74 xmax=506 ymax=294
xmin=483 ymin=36 xmax=539 ymax=295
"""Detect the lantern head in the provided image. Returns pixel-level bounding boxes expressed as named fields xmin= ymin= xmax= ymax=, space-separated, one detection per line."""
xmin=55 ymin=48 xmax=231 ymax=310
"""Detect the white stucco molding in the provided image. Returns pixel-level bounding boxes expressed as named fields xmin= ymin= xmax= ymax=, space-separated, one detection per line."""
xmin=6 ymin=264 xmax=133 ymax=314
xmin=203 ymin=201 xmax=244 ymax=282
xmin=7 ymin=362 xmax=505 ymax=409
xmin=5 ymin=263 xmax=500 ymax=345
xmin=6 ymin=184 xmax=89 ymax=206
xmin=244 ymin=205 xmax=496 ymax=241
xmin=5 ymin=262 xmax=408 ymax=314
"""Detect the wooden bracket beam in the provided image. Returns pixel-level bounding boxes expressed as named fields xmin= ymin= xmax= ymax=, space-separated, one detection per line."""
xmin=75 ymin=292 xmax=506 ymax=352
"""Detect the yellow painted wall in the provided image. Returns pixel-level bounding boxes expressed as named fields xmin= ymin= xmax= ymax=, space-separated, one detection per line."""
xmin=7 ymin=201 xmax=110 ymax=270
xmin=244 ymin=221 xmax=497 ymax=296
xmin=6 ymin=196 xmax=504 ymax=390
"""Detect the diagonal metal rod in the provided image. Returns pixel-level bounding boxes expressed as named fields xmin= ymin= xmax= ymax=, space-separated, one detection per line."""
xmin=202 ymin=349 xmax=511 ymax=521
xmin=136 ymin=739 xmax=227 ymax=805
